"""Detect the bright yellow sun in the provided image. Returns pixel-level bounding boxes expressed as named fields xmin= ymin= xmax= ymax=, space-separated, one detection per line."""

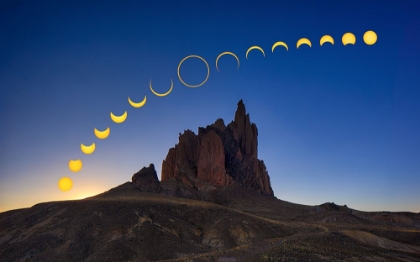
xmin=58 ymin=177 xmax=73 ymax=192
xmin=363 ymin=30 xmax=377 ymax=45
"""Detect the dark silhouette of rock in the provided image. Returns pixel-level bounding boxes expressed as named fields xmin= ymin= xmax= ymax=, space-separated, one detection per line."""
xmin=161 ymin=100 xmax=274 ymax=196
xmin=132 ymin=164 xmax=161 ymax=192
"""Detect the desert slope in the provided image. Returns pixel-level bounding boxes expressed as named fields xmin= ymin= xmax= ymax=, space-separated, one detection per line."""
xmin=1 ymin=183 xmax=420 ymax=262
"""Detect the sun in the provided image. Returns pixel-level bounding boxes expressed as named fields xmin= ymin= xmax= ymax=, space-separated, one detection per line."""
xmin=363 ymin=30 xmax=377 ymax=45
xmin=58 ymin=177 xmax=73 ymax=192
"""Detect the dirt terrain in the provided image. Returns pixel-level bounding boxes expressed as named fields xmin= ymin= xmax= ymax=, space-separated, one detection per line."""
xmin=1 ymin=182 xmax=420 ymax=261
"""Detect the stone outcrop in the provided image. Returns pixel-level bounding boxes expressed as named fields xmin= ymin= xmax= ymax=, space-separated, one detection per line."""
xmin=132 ymin=164 xmax=161 ymax=192
xmin=161 ymin=100 xmax=274 ymax=196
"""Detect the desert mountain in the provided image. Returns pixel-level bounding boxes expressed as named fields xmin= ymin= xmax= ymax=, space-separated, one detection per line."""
xmin=1 ymin=100 xmax=420 ymax=261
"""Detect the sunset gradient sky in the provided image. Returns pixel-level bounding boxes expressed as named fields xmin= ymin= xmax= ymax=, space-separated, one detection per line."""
xmin=1 ymin=0 xmax=419 ymax=213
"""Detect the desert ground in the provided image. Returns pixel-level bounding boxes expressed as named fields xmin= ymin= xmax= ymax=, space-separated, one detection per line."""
xmin=1 ymin=181 xmax=420 ymax=262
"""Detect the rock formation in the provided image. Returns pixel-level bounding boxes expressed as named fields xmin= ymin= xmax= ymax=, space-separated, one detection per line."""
xmin=161 ymin=99 xmax=274 ymax=196
xmin=197 ymin=130 xmax=233 ymax=187
xmin=132 ymin=164 xmax=161 ymax=192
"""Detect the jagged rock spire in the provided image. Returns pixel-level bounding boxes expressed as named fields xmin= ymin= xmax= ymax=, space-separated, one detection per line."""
xmin=161 ymin=100 xmax=273 ymax=196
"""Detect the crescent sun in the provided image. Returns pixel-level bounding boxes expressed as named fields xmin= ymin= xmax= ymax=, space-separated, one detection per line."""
xmin=110 ymin=111 xmax=128 ymax=123
xmin=246 ymin=46 xmax=265 ymax=59
xmin=128 ymin=95 xmax=146 ymax=108
xmin=320 ymin=35 xmax=334 ymax=46
xmin=80 ymin=142 xmax=96 ymax=155
xmin=296 ymin=38 xmax=312 ymax=49
xmin=94 ymin=127 xmax=110 ymax=139
xmin=215 ymin=52 xmax=240 ymax=72
xmin=149 ymin=79 xmax=173 ymax=97
xmin=272 ymin=41 xmax=288 ymax=52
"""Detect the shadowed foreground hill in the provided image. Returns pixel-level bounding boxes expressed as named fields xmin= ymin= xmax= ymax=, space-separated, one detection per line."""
xmin=1 ymin=183 xmax=420 ymax=262
xmin=1 ymin=100 xmax=420 ymax=261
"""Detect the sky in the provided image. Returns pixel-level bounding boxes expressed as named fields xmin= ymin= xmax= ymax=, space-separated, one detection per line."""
xmin=1 ymin=0 xmax=419 ymax=213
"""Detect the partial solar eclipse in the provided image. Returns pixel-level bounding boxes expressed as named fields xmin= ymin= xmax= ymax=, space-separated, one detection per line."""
xmin=68 ymin=159 xmax=82 ymax=172
xmin=80 ymin=143 xmax=95 ymax=155
xmin=297 ymin=38 xmax=312 ymax=49
xmin=94 ymin=127 xmax=110 ymax=139
xmin=342 ymin=32 xmax=356 ymax=45
xmin=128 ymin=96 xmax=146 ymax=108
xmin=110 ymin=111 xmax=127 ymax=123
xmin=246 ymin=46 xmax=265 ymax=59
xmin=272 ymin=41 xmax=288 ymax=52
xmin=149 ymin=79 xmax=173 ymax=97
xmin=320 ymin=35 xmax=334 ymax=46
xmin=215 ymin=52 xmax=240 ymax=72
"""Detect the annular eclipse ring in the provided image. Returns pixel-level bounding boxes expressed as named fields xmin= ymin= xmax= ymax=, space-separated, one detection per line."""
xmin=177 ymin=55 xmax=210 ymax=88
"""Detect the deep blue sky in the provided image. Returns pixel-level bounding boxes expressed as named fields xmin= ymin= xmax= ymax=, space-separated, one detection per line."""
xmin=1 ymin=0 xmax=419 ymax=212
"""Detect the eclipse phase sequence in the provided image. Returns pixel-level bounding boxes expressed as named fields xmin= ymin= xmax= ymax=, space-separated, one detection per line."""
xmin=64 ymin=30 xmax=377 ymax=192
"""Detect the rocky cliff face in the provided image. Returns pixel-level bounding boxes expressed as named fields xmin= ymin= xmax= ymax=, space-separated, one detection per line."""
xmin=161 ymin=100 xmax=273 ymax=196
